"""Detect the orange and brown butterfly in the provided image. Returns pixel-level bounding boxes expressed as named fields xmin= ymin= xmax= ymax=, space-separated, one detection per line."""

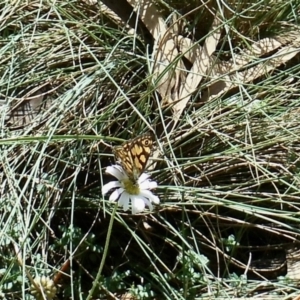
xmin=113 ymin=133 xmax=154 ymax=183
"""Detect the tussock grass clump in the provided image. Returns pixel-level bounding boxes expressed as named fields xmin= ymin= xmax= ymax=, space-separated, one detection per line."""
xmin=1 ymin=0 xmax=300 ymax=299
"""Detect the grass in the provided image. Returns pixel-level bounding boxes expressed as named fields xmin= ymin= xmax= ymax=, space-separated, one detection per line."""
xmin=1 ymin=0 xmax=300 ymax=299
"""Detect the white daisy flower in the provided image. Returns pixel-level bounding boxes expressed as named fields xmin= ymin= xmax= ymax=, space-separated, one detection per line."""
xmin=102 ymin=165 xmax=160 ymax=214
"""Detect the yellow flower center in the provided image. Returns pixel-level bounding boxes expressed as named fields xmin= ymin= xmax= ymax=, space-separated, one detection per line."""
xmin=122 ymin=178 xmax=140 ymax=195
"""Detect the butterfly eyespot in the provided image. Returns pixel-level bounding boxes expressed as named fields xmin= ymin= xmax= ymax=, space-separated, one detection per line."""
xmin=113 ymin=134 xmax=154 ymax=183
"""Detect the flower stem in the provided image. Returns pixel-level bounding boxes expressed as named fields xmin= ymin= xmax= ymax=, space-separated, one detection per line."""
xmin=86 ymin=203 xmax=118 ymax=300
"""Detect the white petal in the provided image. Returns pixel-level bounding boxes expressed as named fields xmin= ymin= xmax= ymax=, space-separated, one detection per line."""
xmin=149 ymin=194 xmax=160 ymax=204
xmin=118 ymin=192 xmax=130 ymax=211
xmin=131 ymin=195 xmax=146 ymax=214
xmin=140 ymin=196 xmax=153 ymax=211
xmin=148 ymin=181 xmax=157 ymax=190
xmin=140 ymin=190 xmax=160 ymax=204
xmin=102 ymin=180 xmax=121 ymax=195
xmin=139 ymin=179 xmax=157 ymax=190
xmin=138 ymin=173 xmax=150 ymax=183
xmin=109 ymin=187 xmax=124 ymax=202
xmin=105 ymin=165 xmax=126 ymax=181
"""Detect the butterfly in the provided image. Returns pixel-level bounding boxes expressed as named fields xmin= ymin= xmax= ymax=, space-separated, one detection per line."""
xmin=113 ymin=133 xmax=154 ymax=183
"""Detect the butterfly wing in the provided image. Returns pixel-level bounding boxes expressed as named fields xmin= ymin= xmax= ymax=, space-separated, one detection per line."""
xmin=113 ymin=133 xmax=154 ymax=182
